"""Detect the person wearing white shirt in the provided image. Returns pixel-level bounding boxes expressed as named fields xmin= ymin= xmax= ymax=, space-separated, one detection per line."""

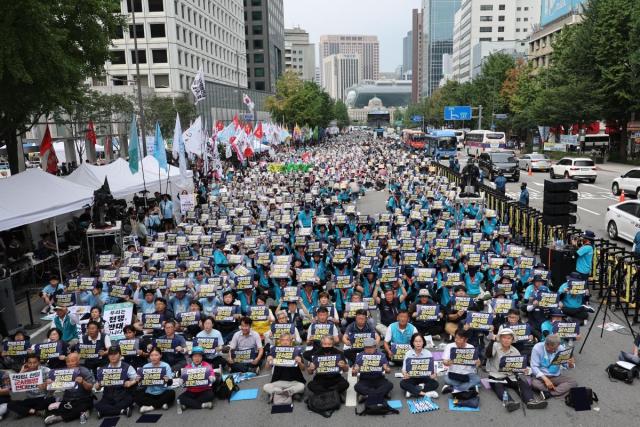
xmin=442 ymin=328 xmax=481 ymax=395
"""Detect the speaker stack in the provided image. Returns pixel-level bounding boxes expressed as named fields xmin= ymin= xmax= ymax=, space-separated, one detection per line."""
xmin=543 ymin=179 xmax=578 ymax=226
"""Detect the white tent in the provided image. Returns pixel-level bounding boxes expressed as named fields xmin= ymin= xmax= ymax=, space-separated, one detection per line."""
xmin=53 ymin=141 xmax=104 ymax=164
xmin=0 ymin=169 xmax=94 ymax=231
xmin=65 ymin=157 xmax=193 ymax=199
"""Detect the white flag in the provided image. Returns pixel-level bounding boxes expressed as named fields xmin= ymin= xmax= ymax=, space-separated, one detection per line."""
xmin=182 ymin=116 xmax=203 ymax=156
xmin=173 ymin=113 xmax=188 ymax=184
xmin=191 ymin=67 xmax=206 ymax=104
xmin=242 ymin=93 xmax=255 ymax=112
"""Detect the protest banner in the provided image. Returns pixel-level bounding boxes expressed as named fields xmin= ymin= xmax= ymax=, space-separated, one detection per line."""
xmin=553 ymin=321 xmax=579 ymax=339
xmin=450 ymin=348 xmax=478 ymax=366
xmin=193 ymin=337 xmax=218 ymax=354
xmin=499 ymin=355 xmax=528 ymax=373
xmin=271 ymin=346 xmax=301 ymax=367
xmin=416 ymin=304 xmax=439 ymax=321
xmin=48 ymin=368 xmax=78 ymax=390
xmin=405 ymin=357 xmax=434 ymax=377
xmin=465 ymin=312 xmax=493 ymax=331
xmin=358 ymin=353 xmax=384 ymax=373
xmin=551 ymin=348 xmax=574 ymax=366
xmin=97 ymin=367 xmax=127 ymax=387
xmin=117 ymin=339 xmax=138 ymax=356
xmin=3 ymin=340 xmax=29 ymax=356
xmin=181 ymin=367 xmax=210 ymax=387
xmin=137 ymin=367 xmax=167 ymax=386
xmin=10 ymin=370 xmax=42 ymax=393
xmin=103 ymin=303 xmax=134 ymax=341
xmin=313 ymin=354 xmax=341 ymax=374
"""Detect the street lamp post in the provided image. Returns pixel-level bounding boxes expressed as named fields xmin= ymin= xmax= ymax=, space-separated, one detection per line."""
xmin=131 ymin=6 xmax=147 ymax=156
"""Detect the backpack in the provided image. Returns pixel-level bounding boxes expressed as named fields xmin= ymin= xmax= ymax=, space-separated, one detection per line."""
xmin=355 ymin=394 xmax=400 ymax=416
xmin=215 ymin=375 xmax=239 ymax=401
xmin=564 ymin=387 xmax=598 ymax=411
xmin=306 ymin=390 xmax=341 ymax=418
xmin=606 ymin=363 xmax=639 ymax=384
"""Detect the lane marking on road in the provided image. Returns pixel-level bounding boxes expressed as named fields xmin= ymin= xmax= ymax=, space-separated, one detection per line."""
xmin=582 ymin=184 xmax=610 ymax=192
xmin=532 ymin=182 xmax=544 ymax=187
xmin=578 ymin=206 xmax=601 ymax=216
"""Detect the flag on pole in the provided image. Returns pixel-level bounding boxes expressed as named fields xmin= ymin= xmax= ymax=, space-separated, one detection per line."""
xmin=173 ymin=113 xmax=188 ymax=183
xmin=39 ymin=125 xmax=58 ymax=174
xmin=190 ymin=66 xmax=206 ymax=104
xmin=253 ymin=122 xmax=264 ymax=140
xmin=242 ymin=94 xmax=255 ymax=112
xmin=233 ymin=114 xmax=240 ymax=129
xmin=154 ymin=121 xmax=168 ymax=171
xmin=182 ymin=116 xmax=203 ymax=156
xmin=211 ymin=137 xmax=223 ymax=179
xmin=128 ymin=114 xmax=139 ymax=174
xmin=86 ymin=120 xmax=97 ymax=145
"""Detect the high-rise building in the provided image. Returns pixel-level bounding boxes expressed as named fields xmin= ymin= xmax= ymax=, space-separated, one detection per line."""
xmin=314 ymin=66 xmax=321 ymax=85
xmin=421 ymin=0 xmax=462 ymax=97
xmin=403 ymin=31 xmax=413 ymax=74
xmin=318 ymin=35 xmax=379 ymax=85
xmin=451 ymin=0 xmax=539 ymax=82
xmin=95 ymin=0 xmax=247 ymax=95
xmin=284 ymin=27 xmax=316 ymax=82
xmin=323 ymin=54 xmax=361 ymax=101
xmin=411 ymin=8 xmax=424 ymax=103
xmin=244 ymin=0 xmax=285 ymax=92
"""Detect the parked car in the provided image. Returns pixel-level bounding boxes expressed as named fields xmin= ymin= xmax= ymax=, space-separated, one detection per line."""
xmin=518 ymin=153 xmax=551 ymax=172
xmin=478 ymin=151 xmax=520 ymax=182
xmin=611 ymin=168 xmax=640 ymax=198
xmin=550 ymin=157 xmax=597 ymax=182
xmin=605 ymin=200 xmax=640 ymax=243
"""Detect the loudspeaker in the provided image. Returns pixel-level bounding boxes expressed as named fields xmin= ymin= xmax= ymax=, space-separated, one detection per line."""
xmin=540 ymin=246 xmax=577 ymax=289
xmin=543 ymin=179 xmax=578 ymax=225
xmin=0 ymin=278 xmax=18 ymax=336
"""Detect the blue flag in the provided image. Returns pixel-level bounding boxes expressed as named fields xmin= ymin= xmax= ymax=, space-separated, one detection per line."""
xmin=154 ymin=121 xmax=168 ymax=171
xmin=129 ymin=114 xmax=139 ymax=174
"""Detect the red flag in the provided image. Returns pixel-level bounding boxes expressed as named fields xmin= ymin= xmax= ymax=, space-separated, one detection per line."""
xmin=253 ymin=122 xmax=263 ymax=140
xmin=301 ymin=152 xmax=311 ymax=163
xmin=233 ymin=114 xmax=240 ymax=129
xmin=39 ymin=125 xmax=53 ymax=156
xmin=216 ymin=121 xmax=224 ymax=132
xmin=46 ymin=147 xmax=59 ymax=174
xmin=86 ymin=120 xmax=97 ymax=145
xmin=244 ymin=123 xmax=252 ymax=135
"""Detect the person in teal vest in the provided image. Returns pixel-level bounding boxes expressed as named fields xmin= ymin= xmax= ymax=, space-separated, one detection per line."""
xmin=50 ymin=306 xmax=79 ymax=346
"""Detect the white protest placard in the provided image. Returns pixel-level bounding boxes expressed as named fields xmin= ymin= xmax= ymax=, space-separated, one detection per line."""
xmin=10 ymin=370 xmax=43 ymax=393
xmin=180 ymin=193 xmax=196 ymax=215
xmin=103 ymin=302 xmax=134 ymax=341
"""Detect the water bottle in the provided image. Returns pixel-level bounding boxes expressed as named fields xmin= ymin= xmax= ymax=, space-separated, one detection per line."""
xmin=502 ymin=390 xmax=509 ymax=407
xmin=80 ymin=411 xmax=87 ymax=424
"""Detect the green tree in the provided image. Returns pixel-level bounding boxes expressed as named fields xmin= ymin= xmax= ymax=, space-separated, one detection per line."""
xmin=333 ymin=100 xmax=350 ymax=129
xmin=0 ymin=0 xmax=123 ymax=174
xmin=143 ymin=95 xmax=197 ymax=138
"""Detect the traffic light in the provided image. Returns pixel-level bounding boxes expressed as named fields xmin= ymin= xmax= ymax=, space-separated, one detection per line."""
xmin=543 ymin=179 xmax=578 ymax=226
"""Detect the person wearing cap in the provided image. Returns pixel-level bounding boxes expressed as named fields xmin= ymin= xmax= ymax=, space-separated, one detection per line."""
xmin=400 ymin=333 xmax=439 ymax=399
xmin=297 ymin=204 xmax=314 ymax=228
xmin=94 ymin=346 xmax=138 ymax=419
xmin=176 ymin=346 xmax=216 ymax=411
xmin=530 ymin=334 xmax=577 ymax=399
xmin=263 ymin=333 xmax=306 ymax=401
xmin=485 ymin=328 xmax=547 ymax=411
xmin=409 ymin=288 xmax=444 ymax=339
xmin=575 ymin=231 xmax=595 ymax=280
xmin=49 ymin=306 xmax=79 ymax=347
xmin=352 ymin=337 xmax=393 ymax=400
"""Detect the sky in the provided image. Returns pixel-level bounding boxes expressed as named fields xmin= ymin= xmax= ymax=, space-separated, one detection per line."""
xmin=283 ymin=0 xmax=423 ymax=72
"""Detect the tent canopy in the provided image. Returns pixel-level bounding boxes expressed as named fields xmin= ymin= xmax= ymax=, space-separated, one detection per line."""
xmin=0 ymin=169 xmax=94 ymax=231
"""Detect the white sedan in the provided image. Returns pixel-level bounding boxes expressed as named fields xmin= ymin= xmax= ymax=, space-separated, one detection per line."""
xmin=605 ymin=200 xmax=640 ymax=243
xmin=519 ymin=153 xmax=551 ymax=171
xmin=550 ymin=157 xmax=597 ymax=182
xmin=611 ymin=168 xmax=640 ymax=197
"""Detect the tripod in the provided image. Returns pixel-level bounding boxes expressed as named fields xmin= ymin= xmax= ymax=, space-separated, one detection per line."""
xmin=579 ymin=283 xmax=635 ymax=354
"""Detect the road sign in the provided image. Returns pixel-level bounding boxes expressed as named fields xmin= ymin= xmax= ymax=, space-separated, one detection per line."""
xmin=444 ymin=106 xmax=472 ymax=121
xmin=243 ymin=113 xmax=254 ymax=121
xmin=493 ymin=113 xmax=509 ymax=120
xmin=411 ymin=115 xmax=424 ymax=123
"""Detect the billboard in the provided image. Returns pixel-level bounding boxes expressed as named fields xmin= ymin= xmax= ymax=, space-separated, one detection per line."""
xmin=540 ymin=0 xmax=587 ymax=26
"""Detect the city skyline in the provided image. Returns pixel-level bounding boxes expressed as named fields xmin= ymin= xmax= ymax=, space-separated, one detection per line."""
xmin=283 ymin=0 xmax=422 ymax=72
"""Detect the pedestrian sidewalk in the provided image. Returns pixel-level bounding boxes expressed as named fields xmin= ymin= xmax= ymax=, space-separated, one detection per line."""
xmin=596 ymin=161 xmax=632 ymax=174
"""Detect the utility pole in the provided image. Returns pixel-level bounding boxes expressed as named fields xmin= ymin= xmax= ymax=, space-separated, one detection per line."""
xmin=236 ymin=50 xmax=242 ymax=117
xmin=478 ymin=105 xmax=483 ymax=130
xmin=131 ymin=7 xmax=147 ymax=156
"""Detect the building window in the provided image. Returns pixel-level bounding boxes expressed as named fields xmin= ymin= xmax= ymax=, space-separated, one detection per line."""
xmin=251 ymin=11 xmax=262 ymax=20
xmin=254 ymin=67 xmax=265 ymax=77
xmin=112 ymin=75 xmax=127 ymax=86
xmin=479 ymin=27 xmax=492 ymax=32
xmin=517 ymin=7 xmax=521 ymax=11
xmin=114 ymin=26 xmax=124 ymax=39
xmin=499 ymin=4 xmax=505 ymax=10
xmin=129 ymin=24 xmax=144 ymax=38
xmin=177 ymin=50 xmax=182 ymax=65
xmin=126 ymin=0 xmax=142 ymax=13
xmin=524 ymin=17 xmax=528 ymax=21
xmin=110 ymin=50 xmax=126 ymax=64
xmin=252 ymin=25 xmax=263 ymax=35
xmin=251 ymin=0 xmax=261 ymax=5
xmin=255 ymin=81 xmax=265 ymax=91
xmin=176 ymin=25 xmax=180 ymax=40
xmin=498 ymin=26 xmax=505 ymax=32
xmin=154 ymin=74 xmax=169 ymax=88
xmin=480 ymin=16 xmax=493 ymax=21
xmin=150 ymin=23 xmax=165 ymax=37
xmin=253 ymin=39 xmax=263 ymax=49
xmin=152 ymin=49 xmax=168 ymax=63
xmin=180 ymin=74 xmax=184 ymax=89
xmin=516 ymin=28 xmax=521 ymax=32
xmin=480 ymin=5 xmax=493 ymax=11
xmin=498 ymin=37 xmax=504 ymax=41
xmin=148 ymin=0 xmax=163 ymax=12
xmin=131 ymin=49 xmax=146 ymax=64
xmin=254 ymin=53 xmax=264 ymax=63
xmin=479 ymin=37 xmax=492 ymax=42
xmin=498 ymin=15 xmax=505 ymax=21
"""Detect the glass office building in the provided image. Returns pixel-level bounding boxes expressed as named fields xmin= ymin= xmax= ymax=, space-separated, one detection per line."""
xmin=422 ymin=0 xmax=461 ymax=97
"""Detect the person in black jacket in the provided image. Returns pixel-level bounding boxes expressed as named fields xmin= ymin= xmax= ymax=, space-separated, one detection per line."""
xmin=306 ymin=336 xmax=349 ymax=395
xmin=94 ymin=346 xmax=138 ymax=418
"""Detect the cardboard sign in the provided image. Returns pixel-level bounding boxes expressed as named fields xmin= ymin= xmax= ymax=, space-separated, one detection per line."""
xmin=153 ymin=338 xmax=176 ymax=354
xmin=405 ymin=357 xmax=434 ymax=377
xmin=391 ymin=343 xmax=411 ymax=361
xmin=3 ymin=340 xmax=29 ymax=356
xmin=78 ymin=343 xmax=99 ymax=360
xmin=117 ymin=339 xmax=138 ymax=356
xmin=142 ymin=313 xmax=164 ymax=330
xmin=335 ymin=274 xmax=352 ymax=289
xmin=48 ymin=368 xmax=78 ymax=390
xmin=499 ymin=355 xmax=528 ymax=373
xmin=348 ymin=332 xmax=375 ymax=349
xmin=537 ymin=291 xmax=558 ymax=308
xmin=449 ymin=348 xmax=478 ymax=366
xmin=233 ymin=348 xmax=255 ymax=363
xmin=181 ymin=367 xmax=210 ymax=387
xmin=510 ymin=324 xmax=532 ymax=342
xmin=270 ymin=323 xmax=295 ymax=340
xmin=103 ymin=303 xmax=134 ymax=341
xmin=552 ymin=321 xmax=579 ymax=338
xmin=270 ymin=346 xmax=301 ymax=367
xmin=310 ymin=323 xmax=333 ymax=341
xmin=414 ymin=268 xmax=436 ymax=283
xmin=452 ymin=296 xmax=471 ymax=312
xmin=10 ymin=370 xmax=43 ymax=393
xmin=282 ymin=286 xmax=299 ymax=302
xmin=492 ymin=298 xmax=514 ymax=315
xmin=54 ymin=293 xmax=75 ymax=308
xmin=177 ymin=311 xmax=200 ymax=327
xmin=248 ymin=306 xmax=270 ymax=322
xmin=193 ymin=337 xmax=218 ymax=354
xmin=214 ymin=306 xmax=236 ymax=322
xmin=35 ymin=342 xmax=61 ymax=362
xmin=198 ymin=284 xmax=217 ymax=298
xmin=297 ymin=268 xmax=316 ymax=283
xmin=137 ymin=367 xmax=166 ymax=386
xmin=443 ymin=272 xmax=462 ymax=287
xmin=465 ymin=312 xmax=493 ymax=331
xmin=551 ymin=348 xmax=573 ymax=366
xmin=313 ymin=354 xmax=341 ymax=374
xmin=380 ymin=267 xmax=399 ymax=283
xmin=357 ymin=353 xmax=385 ymax=373
xmin=97 ymin=366 xmax=127 ymax=387
xmin=568 ymin=280 xmax=587 ymax=295
xmin=416 ymin=304 xmax=439 ymax=321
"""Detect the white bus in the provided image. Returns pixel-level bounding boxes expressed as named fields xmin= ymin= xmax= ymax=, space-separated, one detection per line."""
xmin=464 ymin=130 xmax=507 ymax=156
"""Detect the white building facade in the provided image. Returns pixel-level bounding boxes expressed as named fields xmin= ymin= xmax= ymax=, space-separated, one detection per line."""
xmin=451 ymin=0 xmax=539 ymax=82
xmin=284 ymin=27 xmax=316 ymax=82
xmin=319 ymin=35 xmax=379 ymax=85
xmin=322 ymin=54 xmax=361 ymax=101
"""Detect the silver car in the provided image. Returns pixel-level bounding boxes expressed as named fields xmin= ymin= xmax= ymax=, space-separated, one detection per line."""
xmin=519 ymin=153 xmax=551 ymax=172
